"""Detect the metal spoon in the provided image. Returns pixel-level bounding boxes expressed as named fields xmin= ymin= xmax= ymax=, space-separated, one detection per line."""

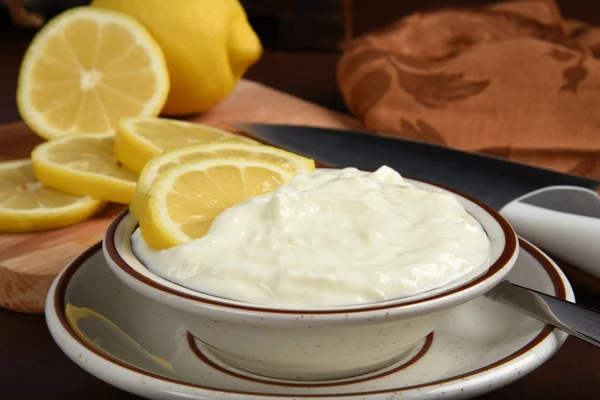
xmin=487 ymin=281 xmax=600 ymax=348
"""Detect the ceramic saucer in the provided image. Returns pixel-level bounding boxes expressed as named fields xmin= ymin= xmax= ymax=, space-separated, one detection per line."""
xmin=45 ymin=239 xmax=573 ymax=400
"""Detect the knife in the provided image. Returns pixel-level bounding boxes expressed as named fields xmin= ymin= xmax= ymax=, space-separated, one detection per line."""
xmin=234 ymin=123 xmax=600 ymax=277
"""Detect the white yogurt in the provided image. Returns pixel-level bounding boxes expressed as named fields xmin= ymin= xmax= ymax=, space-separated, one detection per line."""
xmin=132 ymin=166 xmax=491 ymax=308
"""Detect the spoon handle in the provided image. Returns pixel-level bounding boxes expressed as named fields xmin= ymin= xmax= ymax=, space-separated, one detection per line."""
xmin=487 ymin=281 xmax=600 ymax=348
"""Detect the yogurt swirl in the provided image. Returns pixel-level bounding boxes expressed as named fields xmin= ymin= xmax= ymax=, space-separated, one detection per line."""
xmin=132 ymin=166 xmax=491 ymax=308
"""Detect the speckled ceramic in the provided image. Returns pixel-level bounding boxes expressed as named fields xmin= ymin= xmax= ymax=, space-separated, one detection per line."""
xmin=46 ymin=239 xmax=571 ymax=399
xmin=102 ymin=178 xmax=519 ymax=380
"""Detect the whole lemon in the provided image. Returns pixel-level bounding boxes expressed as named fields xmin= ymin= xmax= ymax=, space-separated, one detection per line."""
xmin=91 ymin=0 xmax=262 ymax=116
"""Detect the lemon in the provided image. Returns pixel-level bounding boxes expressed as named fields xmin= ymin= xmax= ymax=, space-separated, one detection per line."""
xmin=140 ymin=158 xmax=294 ymax=249
xmin=31 ymin=133 xmax=138 ymax=204
xmin=17 ymin=7 xmax=169 ymax=140
xmin=115 ymin=117 xmax=258 ymax=172
xmin=91 ymin=0 xmax=262 ymax=115
xmin=130 ymin=142 xmax=315 ymax=219
xmin=0 ymin=160 xmax=105 ymax=232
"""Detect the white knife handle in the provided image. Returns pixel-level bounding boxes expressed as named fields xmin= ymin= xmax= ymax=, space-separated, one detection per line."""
xmin=501 ymin=200 xmax=600 ymax=278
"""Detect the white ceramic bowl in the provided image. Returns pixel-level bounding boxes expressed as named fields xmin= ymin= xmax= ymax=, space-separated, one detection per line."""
xmin=103 ymin=178 xmax=518 ymax=381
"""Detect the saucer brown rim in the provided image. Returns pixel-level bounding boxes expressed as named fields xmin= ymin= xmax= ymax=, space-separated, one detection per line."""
xmin=187 ymin=332 xmax=434 ymax=387
xmin=54 ymin=239 xmax=567 ymax=397
xmin=104 ymin=177 xmax=518 ymax=315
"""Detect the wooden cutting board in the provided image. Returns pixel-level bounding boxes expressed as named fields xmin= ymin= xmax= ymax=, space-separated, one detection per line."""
xmin=0 ymin=79 xmax=362 ymax=314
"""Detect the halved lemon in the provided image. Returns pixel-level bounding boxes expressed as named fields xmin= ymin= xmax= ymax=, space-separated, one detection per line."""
xmin=114 ymin=117 xmax=258 ymax=172
xmin=140 ymin=158 xmax=295 ymax=249
xmin=130 ymin=141 xmax=314 ymax=218
xmin=31 ymin=133 xmax=138 ymax=204
xmin=17 ymin=7 xmax=169 ymax=140
xmin=0 ymin=159 xmax=105 ymax=232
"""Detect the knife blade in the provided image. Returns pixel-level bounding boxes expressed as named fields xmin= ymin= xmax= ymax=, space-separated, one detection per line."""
xmin=488 ymin=280 xmax=600 ymax=348
xmin=234 ymin=123 xmax=600 ymax=210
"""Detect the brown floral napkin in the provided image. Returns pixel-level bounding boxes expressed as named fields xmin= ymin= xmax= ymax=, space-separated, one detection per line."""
xmin=337 ymin=1 xmax=600 ymax=181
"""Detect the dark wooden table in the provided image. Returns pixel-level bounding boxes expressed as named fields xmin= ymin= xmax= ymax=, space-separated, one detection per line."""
xmin=1 ymin=12 xmax=599 ymax=400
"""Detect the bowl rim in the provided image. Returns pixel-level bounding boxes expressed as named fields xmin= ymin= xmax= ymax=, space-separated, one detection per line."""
xmin=104 ymin=176 xmax=518 ymax=315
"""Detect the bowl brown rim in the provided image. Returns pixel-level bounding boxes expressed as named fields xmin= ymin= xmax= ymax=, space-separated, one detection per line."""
xmin=104 ymin=177 xmax=518 ymax=315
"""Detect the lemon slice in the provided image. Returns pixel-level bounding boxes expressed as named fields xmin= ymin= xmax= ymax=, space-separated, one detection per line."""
xmin=31 ymin=133 xmax=138 ymax=204
xmin=115 ymin=117 xmax=259 ymax=172
xmin=0 ymin=159 xmax=105 ymax=232
xmin=130 ymin=142 xmax=314 ymax=219
xmin=17 ymin=7 xmax=169 ymax=140
xmin=141 ymin=158 xmax=295 ymax=249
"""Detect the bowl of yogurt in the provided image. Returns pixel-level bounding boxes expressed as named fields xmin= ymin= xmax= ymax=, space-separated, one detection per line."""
xmin=104 ymin=166 xmax=518 ymax=381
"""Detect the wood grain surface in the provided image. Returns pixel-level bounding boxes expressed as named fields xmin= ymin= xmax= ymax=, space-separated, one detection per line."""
xmin=0 ymin=79 xmax=361 ymax=314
